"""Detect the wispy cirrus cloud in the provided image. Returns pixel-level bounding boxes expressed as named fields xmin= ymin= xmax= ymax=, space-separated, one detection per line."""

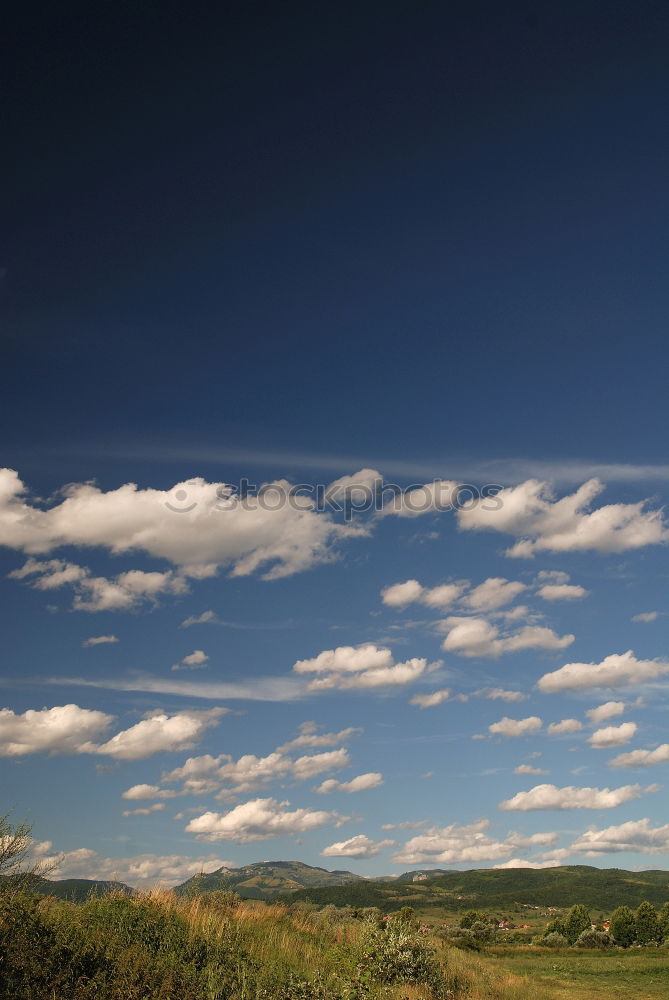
xmin=41 ymin=673 xmax=305 ymax=702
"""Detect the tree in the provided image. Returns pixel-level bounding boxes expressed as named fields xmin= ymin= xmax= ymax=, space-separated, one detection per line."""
xmin=635 ymin=900 xmax=661 ymax=945
xmin=658 ymin=901 xmax=669 ymax=940
xmin=0 ymin=813 xmax=33 ymax=877
xmin=610 ymin=905 xmax=636 ymax=947
xmin=0 ymin=813 xmax=56 ymax=895
xmin=563 ymin=904 xmax=591 ymax=944
xmin=459 ymin=909 xmax=486 ymax=929
xmin=544 ymin=916 xmax=567 ymax=937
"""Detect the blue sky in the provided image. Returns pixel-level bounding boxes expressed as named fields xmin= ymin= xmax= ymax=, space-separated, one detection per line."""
xmin=2 ymin=2 xmax=669 ymax=886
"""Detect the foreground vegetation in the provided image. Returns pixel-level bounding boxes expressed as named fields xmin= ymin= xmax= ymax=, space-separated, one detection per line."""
xmin=0 ymin=886 xmax=568 ymax=1000
xmin=3 ymin=887 xmax=669 ymax=1000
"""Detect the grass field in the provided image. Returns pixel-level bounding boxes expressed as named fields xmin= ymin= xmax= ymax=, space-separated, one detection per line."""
xmin=482 ymin=947 xmax=669 ymax=1000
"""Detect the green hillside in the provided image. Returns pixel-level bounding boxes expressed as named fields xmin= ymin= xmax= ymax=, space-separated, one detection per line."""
xmin=174 ymin=860 xmax=365 ymax=899
xmin=1 ymin=875 xmax=134 ymax=902
xmin=274 ymin=866 xmax=669 ymax=913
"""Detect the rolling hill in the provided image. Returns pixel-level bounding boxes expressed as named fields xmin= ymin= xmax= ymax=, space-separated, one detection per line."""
xmin=174 ymin=860 xmax=365 ymax=899
xmin=2 ymin=875 xmax=134 ymax=902
xmin=273 ymin=865 xmax=669 ymax=913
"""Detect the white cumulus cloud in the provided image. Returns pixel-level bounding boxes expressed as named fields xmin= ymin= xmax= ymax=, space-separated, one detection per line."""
xmin=314 ymin=772 xmax=383 ymax=794
xmin=457 ymin=478 xmax=668 ymax=556
xmin=392 ymin=820 xmax=557 ymax=865
xmin=321 ymin=834 xmax=394 ymax=858
xmin=537 ymin=584 xmax=589 ymax=601
xmin=42 ymin=847 xmax=235 ymax=887
xmin=440 ymin=616 xmax=573 ymax=658
xmin=489 ymin=716 xmax=543 ymax=738
xmin=172 ymin=649 xmax=209 ymax=671
xmin=537 ymin=650 xmax=669 ymax=693
xmin=93 ymin=709 xmax=225 ymax=760
xmin=410 ymin=689 xmax=452 ymax=708
xmin=0 ymin=704 xmax=113 ymax=756
xmin=381 ymin=480 xmax=460 ymax=518
xmin=121 ymin=784 xmax=179 ymax=800
xmin=294 ymin=643 xmax=428 ymax=691
xmin=499 ymin=782 xmax=655 ymax=811
xmin=609 ymin=744 xmax=669 ymax=769
xmin=185 ymin=798 xmax=344 ymax=842
xmin=10 ymin=558 xmax=189 ymax=612
xmin=0 ymin=468 xmax=370 ymax=584
xmin=547 ymin=719 xmax=583 ymax=735
xmin=570 ymin=818 xmax=669 ymax=856
xmin=462 ymin=577 xmax=527 ymax=611
xmin=588 ymin=722 xmax=637 ymax=748
xmin=586 ymin=701 xmax=626 ymax=725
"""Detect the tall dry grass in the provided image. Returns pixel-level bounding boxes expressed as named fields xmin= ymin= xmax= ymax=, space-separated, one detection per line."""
xmin=0 ymin=885 xmax=560 ymax=999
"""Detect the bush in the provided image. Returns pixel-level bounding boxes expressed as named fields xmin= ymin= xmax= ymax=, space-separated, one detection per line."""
xmin=255 ymin=972 xmax=347 ymax=999
xmin=541 ymin=932 xmax=569 ymax=948
xmin=0 ymin=892 xmax=109 ymax=1000
xmin=357 ymin=915 xmax=443 ymax=988
xmin=439 ymin=928 xmax=481 ymax=952
xmin=0 ymin=890 xmax=242 ymax=1000
xmin=575 ymin=929 xmax=613 ymax=949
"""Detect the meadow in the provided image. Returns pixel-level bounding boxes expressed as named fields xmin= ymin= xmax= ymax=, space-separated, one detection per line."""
xmin=482 ymin=946 xmax=669 ymax=999
xmin=2 ymin=884 xmax=669 ymax=1000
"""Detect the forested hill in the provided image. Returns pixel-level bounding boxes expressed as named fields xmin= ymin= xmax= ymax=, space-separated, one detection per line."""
xmin=1 ymin=876 xmax=134 ymax=902
xmin=174 ymin=860 xmax=365 ymax=899
xmin=273 ymin=866 xmax=669 ymax=912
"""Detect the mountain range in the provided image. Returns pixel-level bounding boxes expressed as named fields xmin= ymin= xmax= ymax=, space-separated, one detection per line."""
xmin=174 ymin=860 xmax=365 ymax=899
xmin=17 ymin=862 xmax=669 ymax=912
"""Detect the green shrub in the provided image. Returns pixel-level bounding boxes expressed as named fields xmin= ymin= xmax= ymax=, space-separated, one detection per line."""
xmin=440 ymin=927 xmax=482 ymax=952
xmin=541 ymin=932 xmax=569 ymax=948
xmin=0 ymin=890 xmax=242 ymax=1000
xmin=575 ymin=929 xmax=613 ymax=949
xmin=357 ymin=915 xmax=442 ymax=988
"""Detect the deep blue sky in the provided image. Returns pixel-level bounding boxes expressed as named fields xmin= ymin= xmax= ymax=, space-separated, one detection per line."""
xmin=2 ymin=2 xmax=669 ymax=883
xmin=4 ymin=1 xmax=669 ymax=474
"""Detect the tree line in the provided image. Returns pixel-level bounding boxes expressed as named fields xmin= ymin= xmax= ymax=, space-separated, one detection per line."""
xmin=542 ymin=900 xmax=669 ymax=948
